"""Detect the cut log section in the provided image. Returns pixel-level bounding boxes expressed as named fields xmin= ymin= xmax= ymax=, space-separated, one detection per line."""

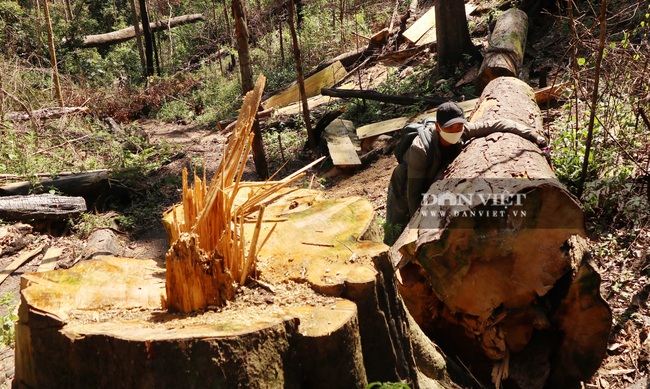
xmin=323 ymin=119 xmax=362 ymax=168
xmin=262 ymin=61 xmax=348 ymax=110
xmin=16 ymin=188 xmax=456 ymax=388
xmin=477 ymin=8 xmax=528 ymax=91
xmin=394 ymin=77 xmax=611 ymax=388
xmin=0 ymin=194 xmax=86 ymax=222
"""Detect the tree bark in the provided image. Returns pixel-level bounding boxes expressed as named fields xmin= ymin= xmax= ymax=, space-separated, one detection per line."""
xmin=287 ymin=0 xmax=317 ymax=149
xmin=139 ymin=0 xmax=155 ymax=77
xmin=78 ymin=14 xmax=205 ymax=49
xmin=0 ymin=194 xmax=86 ymax=222
xmin=128 ymin=0 xmax=147 ymax=75
xmin=42 ymin=0 xmax=64 ymax=107
xmin=232 ymin=0 xmax=268 ymax=179
xmin=0 ymin=170 xmax=109 ymax=199
xmin=434 ymin=0 xmax=480 ymax=72
xmin=477 ymin=8 xmax=528 ymax=91
xmin=393 ymin=77 xmax=611 ymax=388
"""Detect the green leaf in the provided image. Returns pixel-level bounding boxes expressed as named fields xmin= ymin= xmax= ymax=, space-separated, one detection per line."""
xmin=577 ymin=57 xmax=586 ymax=66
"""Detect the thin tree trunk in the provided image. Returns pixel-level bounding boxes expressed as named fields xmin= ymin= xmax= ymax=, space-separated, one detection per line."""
xmin=434 ymin=0 xmax=480 ymax=72
xmin=232 ymin=0 xmax=269 ymax=179
xmin=139 ymin=0 xmax=155 ymax=77
xmin=63 ymin=0 xmax=72 ymax=20
xmin=43 ymin=0 xmax=64 ymax=107
xmin=278 ymin=15 xmax=285 ymax=64
xmin=151 ymin=12 xmax=162 ymax=76
xmin=287 ymin=0 xmax=316 ymax=148
xmin=34 ymin=0 xmax=42 ymax=43
xmin=129 ymin=0 xmax=147 ymax=75
xmin=577 ymin=0 xmax=608 ymax=198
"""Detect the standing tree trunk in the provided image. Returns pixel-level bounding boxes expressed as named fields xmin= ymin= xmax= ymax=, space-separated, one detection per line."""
xmin=62 ymin=0 xmax=72 ymax=21
xmin=139 ymin=0 xmax=155 ymax=77
xmin=434 ymin=0 xmax=480 ymax=72
xmin=221 ymin=0 xmax=236 ymax=70
xmin=278 ymin=14 xmax=285 ymax=64
xmin=232 ymin=0 xmax=269 ymax=179
xmin=43 ymin=0 xmax=64 ymax=107
xmin=129 ymin=0 xmax=147 ymax=76
xmin=287 ymin=0 xmax=317 ymax=149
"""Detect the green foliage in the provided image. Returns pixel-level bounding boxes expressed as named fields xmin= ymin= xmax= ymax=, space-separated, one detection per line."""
xmin=0 ymin=292 xmax=17 ymax=347
xmin=193 ymin=68 xmax=243 ymax=125
xmin=0 ymin=118 xmax=179 ymax=183
xmin=550 ymin=97 xmax=648 ymax=232
xmin=262 ymin=122 xmax=308 ymax=174
xmin=156 ymin=99 xmax=194 ymax=122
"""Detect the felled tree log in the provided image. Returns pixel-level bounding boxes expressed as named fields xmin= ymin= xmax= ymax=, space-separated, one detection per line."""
xmin=4 ymin=106 xmax=90 ymax=122
xmin=79 ymin=14 xmax=205 ymax=48
xmin=477 ymin=8 xmax=528 ymax=91
xmin=0 ymin=194 xmax=86 ymax=222
xmin=0 ymin=170 xmax=109 ymax=199
xmin=16 ymin=188 xmax=456 ymax=388
xmin=394 ymin=77 xmax=611 ymax=388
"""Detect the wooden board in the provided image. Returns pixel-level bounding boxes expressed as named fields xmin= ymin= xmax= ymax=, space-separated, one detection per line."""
xmin=403 ymin=4 xmax=477 ymax=47
xmin=262 ymin=61 xmax=348 ymax=110
xmin=276 ymin=83 xmax=354 ymax=116
xmin=403 ymin=6 xmax=436 ymax=45
xmin=324 ymin=119 xmax=362 ymax=167
xmin=0 ymin=245 xmax=44 ymax=285
xmin=37 ymin=247 xmax=63 ymax=273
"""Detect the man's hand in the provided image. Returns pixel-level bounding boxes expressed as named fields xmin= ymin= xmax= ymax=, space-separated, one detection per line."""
xmin=534 ymin=134 xmax=548 ymax=148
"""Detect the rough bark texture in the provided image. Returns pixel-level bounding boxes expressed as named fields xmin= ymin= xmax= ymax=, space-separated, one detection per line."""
xmin=80 ymin=14 xmax=205 ymax=48
xmin=0 ymin=194 xmax=86 ymax=222
xmin=394 ymin=77 xmax=611 ymax=388
xmin=0 ymin=170 xmax=109 ymax=198
xmin=477 ymin=8 xmax=528 ymax=91
xmin=434 ymin=0 xmax=480 ymax=71
xmin=16 ymin=189 xmax=455 ymax=388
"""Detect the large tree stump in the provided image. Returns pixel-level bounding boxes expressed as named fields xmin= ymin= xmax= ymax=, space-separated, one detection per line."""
xmin=16 ymin=188 xmax=456 ymax=388
xmin=477 ymin=8 xmax=528 ymax=91
xmin=393 ymin=77 xmax=611 ymax=388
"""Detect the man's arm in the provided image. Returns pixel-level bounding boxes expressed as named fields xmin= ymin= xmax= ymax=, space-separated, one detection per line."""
xmin=403 ymin=136 xmax=429 ymax=217
xmin=464 ymin=119 xmax=547 ymax=147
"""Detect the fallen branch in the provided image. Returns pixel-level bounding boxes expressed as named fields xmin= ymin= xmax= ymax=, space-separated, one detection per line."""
xmin=0 ymin=244 xmax=45 ymax=285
